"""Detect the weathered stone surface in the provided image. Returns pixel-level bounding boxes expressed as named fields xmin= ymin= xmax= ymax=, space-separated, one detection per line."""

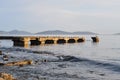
xmin=4 ymin=60 xmax=33 ymax=66
xmin=0 ymin=78 xmax=4 ymax=80
xmin=0 ymin=73 xmax=16 ymax=80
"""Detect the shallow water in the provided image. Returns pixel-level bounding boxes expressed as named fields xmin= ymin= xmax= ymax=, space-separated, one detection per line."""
xmin=0 ymin=35 xmax=120 ymax=63
xmin=29 ymin=35 xmax=120 ymax=63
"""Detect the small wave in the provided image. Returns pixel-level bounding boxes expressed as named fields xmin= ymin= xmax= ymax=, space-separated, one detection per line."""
xmin=0 ymin=47 xmax=55 ymax=55
xmin=1 ymin=47 xmax=120 ymax=73
xmin=57 ymin=55 xmax=120 ymax=73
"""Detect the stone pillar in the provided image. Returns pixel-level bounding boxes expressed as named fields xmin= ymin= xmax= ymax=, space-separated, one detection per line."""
xmin=54 ymin=40 xmax=57 ymax=44
xmin=38 ymin=37 xmax=46 ymax=45
xmin=23 ymin=38 xmax=30 ymax=48
xmin=54 ymin=38 xmax=58 ymax=44
xmin=65 ymin=38 xmax=69 ymax=43
xmin=40 ymin=41 xmax=45 ymax=45
xmin=74 ymin=38 xmax=78 ymax=43
xmin=12 ymin=37 xmax=30 ymax=48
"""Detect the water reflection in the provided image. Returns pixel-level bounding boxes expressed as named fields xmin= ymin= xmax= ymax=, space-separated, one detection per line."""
xmin=91 ymin=42 xmax=99 ymax=47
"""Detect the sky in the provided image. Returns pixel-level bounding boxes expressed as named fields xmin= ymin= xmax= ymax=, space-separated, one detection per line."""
xmin=0 ymin=0 xmax=120 ymax=34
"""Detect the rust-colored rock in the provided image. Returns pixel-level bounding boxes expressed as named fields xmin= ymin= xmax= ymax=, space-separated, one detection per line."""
xmin=4 ymin=60 xmax=33 ymax=66
xmin=0 ymin=73 xmax=16 ymax=80
xmin=0 ymin=78 xmax=4 ymax=80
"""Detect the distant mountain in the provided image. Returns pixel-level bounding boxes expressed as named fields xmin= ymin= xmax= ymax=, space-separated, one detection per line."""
xmin=114 ymin=33 xmax=120 ymax=35
xmin=36 ymin=30 xmax=70 ymax=35
xmin=0 ymin=30 xmax=98 ymax=35
xmin=0 ymin=31 xmax=8 ymax=34
xmin=72 ymin=31 xmax=98 ymax=35
xmin=8 ymin=30 xmax=32 ymax=35
xmin=36 ymin=30 xmax=98 ymax=35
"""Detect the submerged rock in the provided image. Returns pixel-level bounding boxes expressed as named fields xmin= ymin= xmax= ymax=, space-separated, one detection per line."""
xmin=57 ymin=55 xmax=84 ymax=62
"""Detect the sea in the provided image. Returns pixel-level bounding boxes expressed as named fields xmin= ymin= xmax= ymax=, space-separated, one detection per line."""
xmin=0 ymin=35 xmax=120 ymax=63
xmin=0 ymin=34 xmax=120 ymax=80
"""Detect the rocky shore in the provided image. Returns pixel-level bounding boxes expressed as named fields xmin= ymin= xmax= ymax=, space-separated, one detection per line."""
xmin=0 ymin=47 xmax=120 ymax=80
xmin=0 ymin=73 xmax=16 ymax=80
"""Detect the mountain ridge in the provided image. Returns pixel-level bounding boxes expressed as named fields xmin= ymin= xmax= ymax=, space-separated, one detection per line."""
xmin=36 ymin=30 xmax=98 ymax=35
xmin=114 ymin=33 xmax=120 ymax=35
xmin=8 ymin=30 xmax=32 ymax=34
xmin=0 ymin=30 xmax=98 ymax=35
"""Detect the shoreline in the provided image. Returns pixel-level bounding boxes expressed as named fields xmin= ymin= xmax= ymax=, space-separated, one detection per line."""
xmin=0 ymin=47 xmax=120 ymax=80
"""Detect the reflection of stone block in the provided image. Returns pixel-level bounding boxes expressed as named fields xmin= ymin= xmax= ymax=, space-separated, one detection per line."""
xmin=0 ymin=77 xmax=4 ymax=80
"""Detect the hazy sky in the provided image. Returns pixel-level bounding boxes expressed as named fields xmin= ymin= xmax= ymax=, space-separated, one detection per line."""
xmin=0 ymin=0 xmax=120 ymax=34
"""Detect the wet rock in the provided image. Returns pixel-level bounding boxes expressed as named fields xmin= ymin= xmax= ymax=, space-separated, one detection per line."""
xmin=60 ymin=56 xmax=82 ymax=62
xmin=42 ymin=59 xmax=47 ymax=62
xmin=87 ymin=70 xmax=94 ymax=74
xmin=4 ymin=60 xmax=33 ymax=66
xmin=99 ymin=73 xmax=105 ymax=76
xmin=3 ymin=55 xmax=8 ymax=61
xmin=58 ymin=64 xmax=67 ymax=68
xmin=0 ymin=73 xmax=16 ymax=80
xmin=0 ymin=78 xmax=4 ymax=80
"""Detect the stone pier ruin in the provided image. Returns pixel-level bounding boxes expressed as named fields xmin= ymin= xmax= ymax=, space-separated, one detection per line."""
xmin=0 ymin=36 xmax=85 ymax=47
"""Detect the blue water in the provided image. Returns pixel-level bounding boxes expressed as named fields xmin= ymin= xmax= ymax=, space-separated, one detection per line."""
xmin=0 ymin=35 xmax=120 ymax=68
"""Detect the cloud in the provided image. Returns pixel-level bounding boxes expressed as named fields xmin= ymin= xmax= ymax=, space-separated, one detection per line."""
xmin=69 ymin=0 xmax=120 ymax=7
xmin=22 ymin=0 xmax=120 ymax=24
xmin=12 ymin=0 xmax=118 ymax=33
xmin=0 ymin=0 xmax=120 ymax=33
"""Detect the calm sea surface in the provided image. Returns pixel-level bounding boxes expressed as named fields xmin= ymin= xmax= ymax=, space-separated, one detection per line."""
xmin=0 ymin=35 xmax=120 ymax=64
